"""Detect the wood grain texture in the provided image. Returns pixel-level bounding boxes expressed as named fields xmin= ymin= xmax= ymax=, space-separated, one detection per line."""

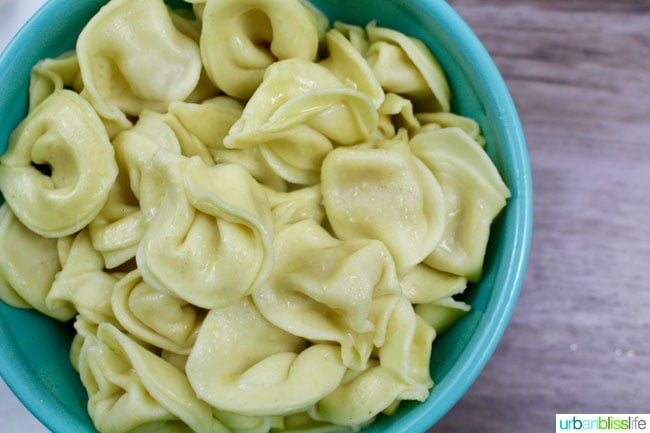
xmin=428 ymin=1 xmax=650 ymax=432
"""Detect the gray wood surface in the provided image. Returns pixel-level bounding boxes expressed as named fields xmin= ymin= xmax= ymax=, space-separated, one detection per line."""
xmin=429 ymin=1 xmax=650 ymax=432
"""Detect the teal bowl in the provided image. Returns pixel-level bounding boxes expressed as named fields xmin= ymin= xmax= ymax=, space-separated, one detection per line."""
xmin=0 ymin=0 xmax=533 ymax=432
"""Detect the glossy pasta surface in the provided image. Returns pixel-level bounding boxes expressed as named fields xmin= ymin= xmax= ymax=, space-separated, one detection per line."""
xmin=0 ymin=1 xmax=510 ymax=432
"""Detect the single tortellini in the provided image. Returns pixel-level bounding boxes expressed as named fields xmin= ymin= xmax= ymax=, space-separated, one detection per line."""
xmin=112 ymin=270 xmax=204 ymax=355
xmin=366 ymin=23 xmax=450 ymax=112
xmin=410 ymin=127 xmax=511 ymax=280
xmin=321 ymin=140 xmax=446 ymax=275
xmin=0 ymin=90 xmax=118 ymax=238
xmin=77 ymin=0 xmax=202 ymax=133
xmin=199 ymin=0 xmax=325 ymax=99
xmin=186 ymin=297 xmax=347 ymax=416
xmin=136 ymin=151 xmax=274 ymax=309
xmin=225 ymin=59 xmax=378 ymax=184
xmin=253 ymin=220 xmax=401 ymax=370
xmin=47 ymin=230 xmax=119 ymax=325
xmin=0 ymin=203 xmax=73 ymax=321
xmin=29 ymin=51 xmax=83 ymax=112
xmin=78 ymin=323 xmax=229 ymax=433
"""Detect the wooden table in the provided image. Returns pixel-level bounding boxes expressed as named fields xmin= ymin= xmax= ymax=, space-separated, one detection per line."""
xmin=2 ymin=1 xmax=649 ymax=432
xmin=429 ymin=1 xmax=650 ymax=431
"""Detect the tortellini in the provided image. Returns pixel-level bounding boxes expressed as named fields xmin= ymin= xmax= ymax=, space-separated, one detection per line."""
xmin=47 ymin=229 xmax=119 ymax=325
xmin=366 ymin=23 xmax=451 ymax=112
xmin=410 ymin=127 xmax=511 ymax=281
xmin=0 ymin=1 xmax=511 ymax=432
xmin=112 ymin=270 xmax=204 ymax=354
xmin=136 ymin=151 xmax=274 ymax=309
xmin=0 ymin=203 xmax=72 ymax=320
xmin=224 ymin=58 xmax=378 ymax=184
xmin=199 ymin=0 xmax=324 ymax=99
xmin=321 ymin=139 xmax=445 ymax=275
xmin=77 ymin=0 xmax=202 ymax=134
xmin=28 ymin=51 xmax=83 ymax=112
xmin=0 ymin=90 xmax=117 ymax=238
xmin=253 ymin=220 xmax=402 ymax=370
xmin=186 ymin=297 xmax=347 ymax=416
xmin=78 ymin=323 xmax=229 ymax=433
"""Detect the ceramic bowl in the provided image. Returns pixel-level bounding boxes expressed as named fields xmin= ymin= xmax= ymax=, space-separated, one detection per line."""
xmin=0 ymin=1 xmax=533 ymax=432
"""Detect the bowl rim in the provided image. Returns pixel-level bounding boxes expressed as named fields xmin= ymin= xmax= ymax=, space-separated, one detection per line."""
xmin=0 ymin=0 xmax=533 ymax=432
xmin=362 ymin=1 xmax=533 ymax=432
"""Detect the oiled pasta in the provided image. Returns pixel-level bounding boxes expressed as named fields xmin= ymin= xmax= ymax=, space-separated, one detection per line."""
xmin=0 ymin=1 xmax=511 ymax=432
xmin=199 ymin=0 xmax=324 ymax=99
xmin=77 ymin=0 xmax=202 ymax=134
xmin=321 ymin=139 xmax=446 ymax=275
xmin=136 ymin=151 xmax=274 ymax=309
xmin=0 ymin=90 xmax=117 ymax=238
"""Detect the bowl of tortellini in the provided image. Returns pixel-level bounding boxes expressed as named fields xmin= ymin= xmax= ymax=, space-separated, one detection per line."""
xmin=0 ymin=0 xmax=532 ymax=432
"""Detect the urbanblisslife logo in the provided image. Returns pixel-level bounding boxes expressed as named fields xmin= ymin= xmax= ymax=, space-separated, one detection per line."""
xmin=556 ymin=414 xmax=650 ymax=432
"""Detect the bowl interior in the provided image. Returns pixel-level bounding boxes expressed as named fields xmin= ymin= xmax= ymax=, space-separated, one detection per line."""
xmin=0 ymin=1 xmax=532 ymax=432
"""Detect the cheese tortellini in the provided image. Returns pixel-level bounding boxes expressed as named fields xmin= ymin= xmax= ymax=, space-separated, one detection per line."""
xmin=0 ymin=1 xmax=511 ymax=432
xmin=0 ymin=90 xmax=118 ymax=238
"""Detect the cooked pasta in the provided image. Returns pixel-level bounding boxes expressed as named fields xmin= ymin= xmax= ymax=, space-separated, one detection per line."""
xmin=0 ymin=0 xmax=510 ymax=432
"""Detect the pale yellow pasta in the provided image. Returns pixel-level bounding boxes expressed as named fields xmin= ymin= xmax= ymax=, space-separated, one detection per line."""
xmin=400 ymin=263 xmax=468 ymax=304
xmin=136 ymin=151 xmax=274 ymax=309
xmin=199 ymin=0 xmax=324 ymax=99
xmin=0 ymin=1 xmax=513 ymax=432
xmin=186 ymin=297 xmax=347 ymax=416
xmin=416 ymin=111 xmax=486 ymax=146
xmin=227 ymin=59 xmax=378 ymax=146
xmin=333 ymin=21 xmax=371 ymax=56
xmin=319 ymin=29 xmax=385 ymax=108
xmin=321 ymin=139 xmax=446 ymax=275
xmin=377 ymin=92 xmax=421 ymax=138
xmin=253 ymin=220 xmax=401 ymax=370
xmin=112 ymin=270 xmax=204 ymax=355
xmin=28 ymin=51 xmax=83 ymax=112
xmin=263 ymin=185 xmax=325 ymax=230
xmin=77 ymin=0 xmax=202 ymax=134
xmin=211 ymin=409 xmax=283 ymax=433
xmin=46 ymin=229 xmax=119 ymax=325
xmin=112 ymin=113 xmax=183 ymax=221
xmin=224 ymin=58 xmax=378 ymax=184
xmin=415 ymin=297 xmax=472 ymax=334
xmin=0 ymin=203 xmax=72 ymax=320
xmin=89 ymin=113 xmax=181 ymax=267
xmin=366 ymin=23 xmax=451 ymax=112
xmin=0 ymin=90 xmax=118 ymax=237
xmin=411 ymin=127 xmax=511 ymax=280
xmin=79 ymin=323 xmax=229 ymax=433
xmin=312 ymin=297 xmax=434 ymax=425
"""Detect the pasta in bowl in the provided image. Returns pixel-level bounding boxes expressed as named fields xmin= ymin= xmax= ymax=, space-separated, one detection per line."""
xmin=0 ymin=0 xmax=532 ymax=432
